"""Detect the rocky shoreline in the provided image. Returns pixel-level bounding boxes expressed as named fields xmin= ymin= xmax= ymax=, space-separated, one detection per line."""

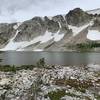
xmin=0 ymin=64 xmax=100 ymax=100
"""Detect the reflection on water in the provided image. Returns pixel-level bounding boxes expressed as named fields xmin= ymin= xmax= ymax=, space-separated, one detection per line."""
xmin=0 ymin=51 xmax=100 ymax=66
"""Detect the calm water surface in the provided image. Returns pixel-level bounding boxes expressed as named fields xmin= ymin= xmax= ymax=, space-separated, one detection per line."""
xmin=0 ymin=51 xmax=100 ymax=66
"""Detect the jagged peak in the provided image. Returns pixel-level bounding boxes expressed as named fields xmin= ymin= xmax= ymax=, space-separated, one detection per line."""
xmin=65 ymin=8 xmax=92 ymax=26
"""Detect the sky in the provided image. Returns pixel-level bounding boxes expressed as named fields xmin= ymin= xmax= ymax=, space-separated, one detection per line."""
xmin=0 ymin=0 xmax=100 ymax=23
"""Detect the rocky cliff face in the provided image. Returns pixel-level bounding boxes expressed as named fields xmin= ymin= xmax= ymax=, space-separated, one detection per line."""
xmin=0 ymin=23 xmax=15 ymax=46
xmin=66 ymin=8 xmax=92 ymax=26
xmin=0 ymin=8 xmax=100 ymax=51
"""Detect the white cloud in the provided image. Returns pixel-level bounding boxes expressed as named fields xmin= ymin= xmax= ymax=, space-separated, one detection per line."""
xmin=0 ymin=0 xmax=100 ymax=23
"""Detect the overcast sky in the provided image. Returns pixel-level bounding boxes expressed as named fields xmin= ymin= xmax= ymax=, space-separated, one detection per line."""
xmin=0 ymin=0 xmax=100 ymax=23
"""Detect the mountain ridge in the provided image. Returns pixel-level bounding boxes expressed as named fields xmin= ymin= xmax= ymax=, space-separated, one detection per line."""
xmin=87 ymin=8 xmax=100 ymax=15
xmin=0 ymin=8 xmax=100 ymax=51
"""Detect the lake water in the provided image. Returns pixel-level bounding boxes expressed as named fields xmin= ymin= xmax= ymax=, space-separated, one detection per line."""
xmin=0 ymin=51 xmax=100 ymax=66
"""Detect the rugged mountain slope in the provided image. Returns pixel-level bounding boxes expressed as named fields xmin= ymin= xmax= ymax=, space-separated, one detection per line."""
xmin=0 ymin=8 xmax=100 ymax=51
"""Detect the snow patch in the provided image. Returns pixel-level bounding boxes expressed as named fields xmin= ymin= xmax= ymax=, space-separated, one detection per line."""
xmin=53 ymin=31 xmax=64 ymax=41
xmin=41 ymin=30 xmax=64 ymax=43
xmin=13 ymin=22 xmax=22 ymax=30
xmin=34 ymin=49 xmax=43 ymax=52
xmin=48 ymin=16 xmax=52 ymax=20
xmin=58 ymin=22 xmax=62 ymax=29
xmin=0 ymin=30 xmax=65 ymax=51
xmin=40 ymin=31 xmax=53 ymax=43
xmin=68 ymin=23 xmax=91 ymax=36
xmin=11 ymin=30 xmax=20 ymax=41
xmin=62 ymin=14 xmax=66 ymax=21
xmin=87 ymin=30 xmax=100 ymax=41
xmin=0 ymin=30 xmax=25 ymax=51
xmin=87 ymin=9 xmax=100 ymax=15
xmin=20 ymin=30 xmax=64 ymax=50
xmin=0 ymin=41 xmax=27 ymax=51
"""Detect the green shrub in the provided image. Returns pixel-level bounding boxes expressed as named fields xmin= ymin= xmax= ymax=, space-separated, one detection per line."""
xmin=0 ymin=65 xmax=16 ymax=72
xmin=36 ymin=58 xmax=46 ymax=68
xmin=0 ymin=58 xmax=46 ymax=72
xmin=48 ymin=90 xmax=66 ymax=100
